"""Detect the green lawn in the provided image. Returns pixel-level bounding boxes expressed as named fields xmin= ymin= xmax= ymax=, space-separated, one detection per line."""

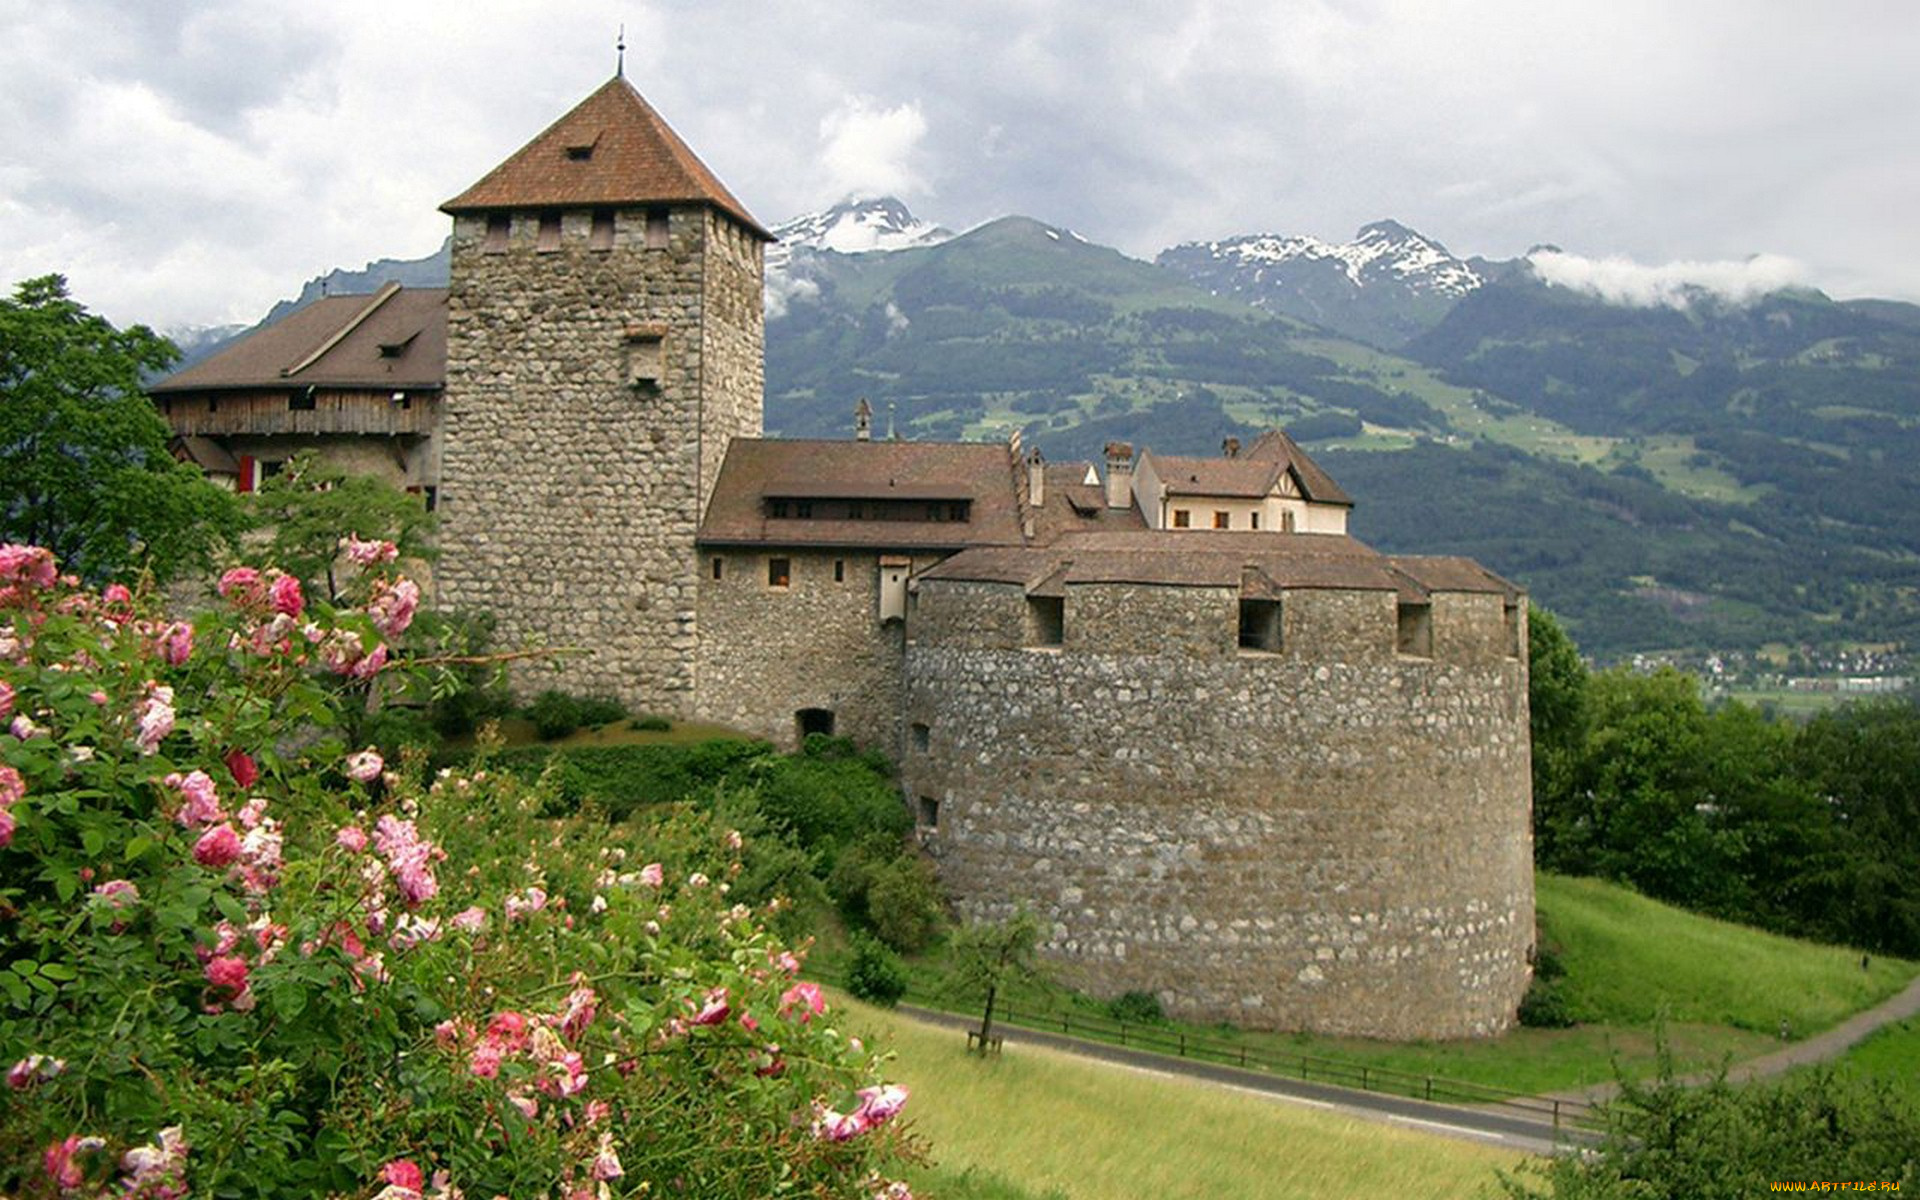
xmin=1834 ymin=1017 xmax=1920 ymax=1098
xmin=841 ymin=997 xmax=1521 ymax=1200
xmin=826 ymin=874 xmax=1917 ymax=1100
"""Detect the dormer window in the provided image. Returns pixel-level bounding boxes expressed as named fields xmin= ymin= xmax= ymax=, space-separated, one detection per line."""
xmin=566 ymin=144 xmax=594 ymax=161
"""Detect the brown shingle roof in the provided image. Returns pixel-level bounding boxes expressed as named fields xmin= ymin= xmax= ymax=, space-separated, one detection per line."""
xmin=699 ymin=439 xmax=1026 ymax=550
xmin=1245 ymin=429 xmax=1353 ymax=506
xmin=920 ymin=530 xmax=1406 ymax=593
xmin=1148 ymin=454 xmax=1282 ymax=499
xmin=441 ymin=76 xmax=770 ymax=240
xmin=1387 ymin=555 xmax=1522 ymax=599
xmin=150 ymin=287 xmax=447 ymax=393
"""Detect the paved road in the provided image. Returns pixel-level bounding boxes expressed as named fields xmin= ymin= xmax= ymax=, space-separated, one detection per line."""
xmin=894 ymin=1003 xmax=1594 ymax=1157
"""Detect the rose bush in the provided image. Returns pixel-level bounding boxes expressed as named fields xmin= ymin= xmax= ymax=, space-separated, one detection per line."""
xmin=0 ymin=543 xmax=915 ymax=1198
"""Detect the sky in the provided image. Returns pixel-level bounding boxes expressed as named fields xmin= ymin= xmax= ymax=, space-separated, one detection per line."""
xmin=3 ymin=0 xmax=1918 ymax=330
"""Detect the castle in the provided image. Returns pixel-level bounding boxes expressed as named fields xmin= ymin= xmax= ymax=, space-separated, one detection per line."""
xmin=151 ymin=75 xmax=1535 ymax=1040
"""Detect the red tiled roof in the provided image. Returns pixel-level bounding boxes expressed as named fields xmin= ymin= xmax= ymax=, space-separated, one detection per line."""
xmin=441 ymin=76 xmax=770 ymax=239
xmin=149 ymin=287 xmax=447 ymax=393
xmin=699 ymin=439 xmax=1026 ymax=550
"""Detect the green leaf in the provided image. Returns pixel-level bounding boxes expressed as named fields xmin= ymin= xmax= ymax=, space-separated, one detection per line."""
xmin=81 ymin=826 xmax=106 ymax=857
xmin=271 ymin=982 xmax=308 ymax=1020
xmin=124 ymin=835 xmax=154 ymax=862
xmin=37 ymin=961 xmax=76 ymax=982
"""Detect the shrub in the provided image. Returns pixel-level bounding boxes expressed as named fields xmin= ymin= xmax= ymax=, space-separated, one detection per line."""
xmin=526 ymin=688 xmax=583 ymax=740
xmin=866 ymin=854 xmax=947 ymax=954
xmin=1518 ymin=979 xmax=1577 ymax=1028
xmin=1105 ymin=990 xmax=1167 ymax=1025
xmin=630 ymin=714 xmax=672 ymax=732
xmin=0 ymin=543 xmax=916 ymax=1197
xmin=574 ymin=695 xmax=628 ymax=728
xmin=847 ymin=935 xmax=910 ymax=1008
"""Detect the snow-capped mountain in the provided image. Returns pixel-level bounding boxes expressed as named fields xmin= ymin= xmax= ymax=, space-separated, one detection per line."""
xmin=770 ymin=196 xmax=952 ymax=258
xmin=1157 ymin=220 xmax=1483 ymax=347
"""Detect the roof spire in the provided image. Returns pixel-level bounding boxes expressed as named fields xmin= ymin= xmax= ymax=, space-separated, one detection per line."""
xmin=615 ymin=24 xmax=626 ymax=78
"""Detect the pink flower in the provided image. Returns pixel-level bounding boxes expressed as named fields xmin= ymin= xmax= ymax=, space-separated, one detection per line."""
xmin=350 ymin=643 xmax=389 ymax=680
xmin=873 ymin=1182 xmax=915 ymax=1200
xmin=381 ymin=1160 xmax=423 ymax=1192
xmin=450 ymin=905 xmax=487 ymax=933
xmin=216 ymin=567 xmax=264 ymax=606
xmin=204 ymin=954 xmax=249 ymax=994
xmin=120 ymin=1126 xmax=189 ymax=1192
xmin=505 ymin=887 xmax=547 ymax=922
xmin=811 ymin=1105 xmax=871 ymax=1142
xmin=0 ymin=543 xmax=58 ymax=590
xmin=92 ymin=879 xmax=140 ymax=911
xmin=193 ymin=823 xmax=242 ymax=869
xmin=770 ymin=948 xmax=803 ymax=975
xmin=556 ymin=977 xmax=598 ymax=1040
xmin=11 ymin=713 xmax=43 ymax=740
xmin=780 ymin=981 xmax=826 ymax=1023
xmin=368 ymin=578 xmax=421 ymax=638
xmin=373 ymin=814 xmax=441 ymax=907
xmin=8 ymin=1054 xmax=65 ymax=1090
xmin=506 ymin=1091 xmax=538 ymax=1119
xmin=155 ymin=620 xmax=194 ymax=666
xmin=43 ymin=1133 xmax=105 ymax=1189
xmin=165 ymin=770 xmax=223 ymax=827
xmin=345 ymin=748 xmax=385 ymax=783
xmin=225 ymin=749 xmax=258 ymax=789
xmin=856 ymin=1083 xmax=909 ymax=1127
xmin=268 ymin=573 xmax=304 ymax=617
xmin=0 ymin=762 xmax=22 ymax=809
xmin=638 ymin=862 xmax=664 ymax=888
xmin=590 ymin=1132 xmax=624 ymax=1181
xmin=687 ymin=871 xmax=710 ymax=888
xmin=237 ymin=796 xmax=269 ymax=829
xmin=0 ymin=807 xmax=13 ymax=847
xmin=134 ymin=683 xmax=175 ymax=755
xmin=691 ymin=987 xmax=731 ymax=1026
xmin=343 ymin=535 xmax=399 ymax=566
xmin=0 ymin=679 xmax=12 ymax=720
xmin=336 ymin=825 xmax=368 ymax=853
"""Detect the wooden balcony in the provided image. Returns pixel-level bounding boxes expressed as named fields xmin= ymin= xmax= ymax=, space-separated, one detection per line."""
xmin=156 ymin=388 xmax=439 ymax=438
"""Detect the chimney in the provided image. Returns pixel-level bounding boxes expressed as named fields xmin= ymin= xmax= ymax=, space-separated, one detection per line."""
xmin=1104 ymin=441 xmax=1134 ymax=509
xmin=1223 ymin=437 xmax=1241 ymax=458
xmin=1027 ymin=447 xmax=1046 ymax=508
xmin=854 ymin=397 xmax=873 ymax=441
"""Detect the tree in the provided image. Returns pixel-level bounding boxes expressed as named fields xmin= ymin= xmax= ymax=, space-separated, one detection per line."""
xmin=945 ymin=906 xmax=1047 ymax=1052
xmin=0 ymin=275 xmax=242 ymax=581
xmin=1528 ymin=606 xmax=1589 ymax=867
xmin=246 ymin=451 xmax=435 ymax=603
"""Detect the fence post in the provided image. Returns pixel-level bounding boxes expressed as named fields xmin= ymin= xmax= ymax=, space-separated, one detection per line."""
xmin=1179 ymin=1032 xmax=1186 ymax=1058
xmin=1553 ymin=1100 xmax=1561 ymax=1132
xmin=1360 ymin=1066 xmax=1369 ymax=1092
xmin=1425 ymin=1076 xmax=1433 ymax=1102
xmin=1300 ymin=1055 xmax=1307 ymax=1080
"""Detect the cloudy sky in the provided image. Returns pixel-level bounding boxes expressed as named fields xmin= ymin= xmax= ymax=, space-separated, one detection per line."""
xmin=4 ymin=0 xmax=1917 ymax=330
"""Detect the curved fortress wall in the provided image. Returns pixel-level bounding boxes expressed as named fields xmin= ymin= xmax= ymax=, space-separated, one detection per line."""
xmin=902 ymin=576 xmax=1533 ymax=1040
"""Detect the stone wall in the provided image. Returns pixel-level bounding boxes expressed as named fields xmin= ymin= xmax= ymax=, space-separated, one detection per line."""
xmin=902 ymin=580 xmax=1533 ymax=1040
xmin=697 ymin=549 xmax=934 ymax=751
xmin=437 ymin=205 xmax=762 ymax=711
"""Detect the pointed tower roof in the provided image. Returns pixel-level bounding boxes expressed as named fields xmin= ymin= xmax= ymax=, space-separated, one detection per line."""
xmin=442 ymin=76 xmax=771 ymax=240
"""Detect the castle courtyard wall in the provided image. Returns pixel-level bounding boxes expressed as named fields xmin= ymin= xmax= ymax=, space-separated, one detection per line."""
xmin=901 ymin=581 xmax=1533 ymax=1040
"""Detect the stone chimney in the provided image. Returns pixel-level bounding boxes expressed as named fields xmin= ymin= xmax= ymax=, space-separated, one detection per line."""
xmin=1104 ymin=441 xmax=1134 ymax=509
xmin=854 ymin=397 xmax=873 ymax=441
xmin=1027 ymin=447 xmax=1046 ymax=508
xmin=1223 ymin=436 xmax=1241 ymax=458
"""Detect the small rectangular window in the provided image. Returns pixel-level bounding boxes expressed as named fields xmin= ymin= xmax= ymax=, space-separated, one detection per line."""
xmin=795 ymin=501 xmax=813 ymax=518
xmin=590 ymin=209 xmax=615 ymax=250
xmin=911 ymin=722 xmax=930 ymax=752
xmin=645 ymin=207 xmax=670 ymax=249
xmin=847 ymin=502 xmax=865 ymax=520
xmin=1027 ymin=596 xmax=1064 ymax=647
xmin=1250 ymin=512 xmax=1261 ymax=530
xmin=1213 ymin=511 xmax=1230 ymax=529
xmin=1505 ymin=602 xmax=1522 ymax=659
xmin=537 ymin=212 xmax=562 ymax=252
xmin=289 ymin=391 xmax=316 ymax=412
xmin=1397 ymin=602 xmax=1433 ymax=657
xmin=834 ymin=559 xmax=845 ymax=583
xmin=768 ymin=500 xmax=789 ymax=518
xmin=485 ymin=213 xmax=510 ymax=253
xmin=711 ymin=557 xmax=723 ymax=581
xmin=1172 ymin=509 xmax=1191 ymax=528
xmin=768 ymin=557 xmax=791 ymax=588
xmin=917 ymin=795 xmax=940 ymax=830
xmin=1239 ymin=599 xmax=1282 ymax=652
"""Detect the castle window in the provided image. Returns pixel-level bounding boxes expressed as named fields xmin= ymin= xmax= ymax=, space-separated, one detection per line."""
xmin=1397 ymin=602 xmax=1433 ymax=658
xmin=796 ymin=708 xmax=835 ymax=740
xmin=834 ymin=559 xmax=845 ymax=583
xmin=566 ymin=142 xmax=594 ymax=161
xmin=911 ymin=722 xmax=930 ymax=752
xmin=289 ymin=390 xmax=316 ymax=412
xmin=1250 ymin=512 xmax=1261 ymax=530
xmin=768 ymin=500 xmax=789 ymax=518
xmin=625 ymin=333 xmax=663 ymax=394
xmin=484 ymin=213 xmax=510 ymax=253
xmin=1505 ymin=601 xmax=1522 ymax=659
xmin=1172 ymin=509 xmax=1191 ymax=528
xmin=795 ymin=501 xmax=813 ymax=518
xmin=645 ymin=207 xmax=670 ymax=249
xmin=847 ymin=502 xmax=865 ymax=520
xmin=590 ymin=209 xmax=615 ymax=251
xmin=917 ymin=795 xmax=940 ymax=830
xmin=1238 ymin=599 xmax=1282 ymax=652
xmin=711 ymin=557 xmax=723 ymax=581
xmin=537 ymin=212 xmax=562 ymax=253
xmin=768 ymin=557 xmax=791 ymax=589
xmin=1213 ymin=511 xmax=1230 ymax=529
xmin=1027 ymin=595 xmax=1064 ymax=647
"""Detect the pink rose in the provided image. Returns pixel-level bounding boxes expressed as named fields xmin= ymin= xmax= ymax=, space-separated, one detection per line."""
xmin=590 ymin=1132 xmax=624 ymax=1181
xmin=92 ymin=879 xmax=140 ymax=911
xmin=155 ymin=621 xmax=194 ymax=666
xmin=0 ymin=543 xmax=58 ymax=589
xmin=350 ymin=643 xmax=389 ymax=680
xmin=0 ymin=680 xmax=12 ymax=720
xmin=0 ymin=808 xmax=14 ymax=848
xmin=381 ymin=1160 xmax=424 ymax=1192
xmin=856 ymin=1083 xmax=909 ymax=1126
xmin=268 ymin=573 xmax=303 ymax=617
xmin=216 ymin=567 xmax=264 ymax=606
xmin=225 ymin=749 xmax=258 ymax=789
xmin=780 ymin=981 xmax=826 ymax=1023
xmin=166 ymin=770 xmax=223 ymax=827
xmin=811 ymin=1106 xmax=871 ymax=1142
xmin=204 ymin=954 xmax=249 ymax=994
xmin=193 ymin=823 xmax=242 ymax=868
xmin=691 ymin=987 xmax=730 ymax=1026
xmin=368 ymin=578 xmax=421 ymax=638
xmin=450 ymin=905 xmax=487 ymax=933
xmin=638 ymin=862 xmax=664 ymax=888
xmin=345 ymin=749 xmax=384 ymax=783
xmin=336 ymin=825 xmax=368 ymax=853
xmin=0 ymin=763 xmax=23 ymax=808
xmin=342 ymin=535 xmax=399 ymax=566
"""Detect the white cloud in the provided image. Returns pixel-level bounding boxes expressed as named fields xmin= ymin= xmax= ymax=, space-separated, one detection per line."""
xmin=1526 ymin=250 xmax=1813 ymax=309
xmin=818 ymin=96 xmax=929 ymax=203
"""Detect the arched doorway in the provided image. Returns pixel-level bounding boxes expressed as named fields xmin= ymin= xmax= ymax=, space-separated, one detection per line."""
xmin=795 ymin=708 xmax=835 ymax=742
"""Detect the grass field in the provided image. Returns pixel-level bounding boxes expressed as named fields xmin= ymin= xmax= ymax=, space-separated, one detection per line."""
xmin=1835 ymin=1017 xmax=1920 ymax=1096
xmin=829 ymin=874 xmax=1918 ymax=1099
xmin=840 ymin=998 xmax=1521 ymax=1200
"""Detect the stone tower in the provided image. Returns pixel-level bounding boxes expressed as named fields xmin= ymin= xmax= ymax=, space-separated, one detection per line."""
xmin=437 ymin=76 xmax=769 ymax=710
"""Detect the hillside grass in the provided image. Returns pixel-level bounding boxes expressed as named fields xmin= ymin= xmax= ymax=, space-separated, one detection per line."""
xmin=841 ymin=996 xmax=1521 ymax=1200
xmin=833 ymin=873 xmax=1918 ymax=1098
xmin=1835 ymin=1017 xmax=1920 ymax=1098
